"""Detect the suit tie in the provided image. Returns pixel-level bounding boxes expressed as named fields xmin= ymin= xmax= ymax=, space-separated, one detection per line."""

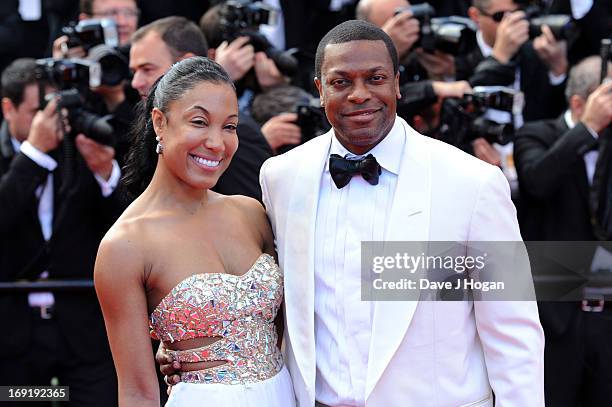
xmin=329 ymin=153 xmax=382 ymax=189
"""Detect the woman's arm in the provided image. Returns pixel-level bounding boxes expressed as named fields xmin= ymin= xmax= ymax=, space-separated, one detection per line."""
xmin=94 ymin=229 xmax=160 ymax=406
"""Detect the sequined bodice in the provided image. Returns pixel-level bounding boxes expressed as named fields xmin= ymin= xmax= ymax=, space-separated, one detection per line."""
xmin=149 ymin=253 xmax=284 ymax=384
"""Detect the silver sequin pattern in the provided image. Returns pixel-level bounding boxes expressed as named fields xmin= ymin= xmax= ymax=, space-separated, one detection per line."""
xmin=150 ymin=254 xmax=284 ymax=384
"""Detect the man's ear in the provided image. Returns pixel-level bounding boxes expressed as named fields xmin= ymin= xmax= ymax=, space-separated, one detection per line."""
xmin=151 ymin=108 xmax=167 ymax=136
xmin=1 ymin=97 xmax=15 ymax=121
xmin=569 ymin=94 xmax=585 ymax=118
xmin=314 ymin=77 xmax=325 ymax=107
xmin=208 ymin=48 xmax=216 ymax=60
xmin=179 ymin=52 xmax=196 ymax=62
xmin=78 ymin=13 xmax=90 ymax=21
xmin=467 ymin=7 xmax=480 ymax=24
xmin=395 ymin=72 xmax=401 ymax=100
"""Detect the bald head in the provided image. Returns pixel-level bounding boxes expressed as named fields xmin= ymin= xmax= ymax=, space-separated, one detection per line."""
xmin=356 ymin=0 xmax=410 ymax=27
xmin=566 ymin=56 xmax=612 ymax=102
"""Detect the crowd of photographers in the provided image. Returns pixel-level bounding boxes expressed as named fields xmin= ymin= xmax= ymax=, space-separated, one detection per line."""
xmin=0 ymin=0 xmax=610 ymax=405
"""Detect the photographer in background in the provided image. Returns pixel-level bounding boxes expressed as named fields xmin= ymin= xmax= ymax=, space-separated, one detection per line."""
xmin=199 ymin=3 xmax=291 ymax=111
xmin=50 ymin=0 xmax=139 ymax=164
xmin=463 ymin=0 xmax=568 ymax=122
xmin=356 ymin=0 xmax=458 ymax=80
xmin=514 ymin=56 xmax=612 ymax=406
xmin=251 ymin=84 xmax=330 ymax=153
xmin=0 ymin=58 xmax=121 ymax=404
xmin=355 ymin=0 xmax=473 ymax=126
xmin=128 ymin=16 xmax=272 ymax=200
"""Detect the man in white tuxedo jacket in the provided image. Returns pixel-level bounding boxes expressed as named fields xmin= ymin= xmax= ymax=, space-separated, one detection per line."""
xmin=259 ymin=20 xmax=544 ymax=407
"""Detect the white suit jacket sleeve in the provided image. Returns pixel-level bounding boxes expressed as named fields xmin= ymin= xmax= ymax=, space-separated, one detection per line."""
xmin=469 ymin=167 xmax=545 ymax=407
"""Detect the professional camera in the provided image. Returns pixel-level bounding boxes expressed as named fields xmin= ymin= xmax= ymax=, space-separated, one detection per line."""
xmin=274 ymin=100 xmax=330 ymax=154
xmin=251 ymin=85 xmax=330 ymax=153
xmin=218 ymin=0 xmax=298 ymax=77
xmin=60 ymin=19 xmax=129 ymax=87
xmin=62 ymin=18 xmax=119 ymax=51
xmin=34 ymin=58 xmax=114 ymax=146
xmin=296 ymin=100 xmax=330 ymax=143
xmin=438 ymin=86 xmax=520 ymax=147
xmin=522 ymin=5 xmax=579 ymax=42
xmin=394 ymin=3 xmax=477 ymax=56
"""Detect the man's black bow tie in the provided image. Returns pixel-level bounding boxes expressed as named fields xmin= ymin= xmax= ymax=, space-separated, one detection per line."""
xmin=329 ymin=153 xmax=382 ymax=189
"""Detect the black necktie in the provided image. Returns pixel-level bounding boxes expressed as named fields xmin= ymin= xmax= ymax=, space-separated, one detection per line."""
xmin=329 ymin=153 xmax=382 ymax=189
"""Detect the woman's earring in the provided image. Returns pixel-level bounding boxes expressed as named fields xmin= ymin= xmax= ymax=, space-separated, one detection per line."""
xmin=155 ymin=135 xmax=163 ymax=155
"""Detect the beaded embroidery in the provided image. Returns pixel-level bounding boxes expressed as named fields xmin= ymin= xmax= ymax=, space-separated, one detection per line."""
xmin=149 ymin=253 xmax=284 ymax=384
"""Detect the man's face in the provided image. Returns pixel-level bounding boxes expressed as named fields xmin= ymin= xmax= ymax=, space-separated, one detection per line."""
xmin=88 ymin=0 xmax=138 ymax=46
xmin=2 ymin=84 xmax=40 ymax=142
xmin=129 ymin=31 xmax=175 ymax=99
xmin=367 ymin=0 xmax=410 ymax=28
xmin=471 ymin=0 xmax=518 ymax=47
xmin=315 ymin=40 xmax=400 ymax=155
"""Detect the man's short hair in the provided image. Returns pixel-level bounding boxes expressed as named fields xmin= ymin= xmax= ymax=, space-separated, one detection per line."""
xmin=315 ymin=20 xmax=399 ymax=79
xmin=251 ymin=85 xmax=312 ymax=126
xmin=565 ymin=56 xmax=612 ymax=102
xmin=131 ymin=16 xmax=208 ymax=60
xmin=199 ymin=5 xmax=225 ymax=49
xmin=1 ymin=58 xmax=38 ymax=107
xmin=80 ymin=0 xmax=94 ymax=14
xmin=472 ymin=0 xmax=494 ymax=10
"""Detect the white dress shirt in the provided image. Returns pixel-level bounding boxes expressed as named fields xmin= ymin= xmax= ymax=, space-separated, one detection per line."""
xmin=10 ymin=137 xmax=120 ymax=307
xmin=563 ymin=110 xmax=599 ymax=184
xmin=314 ymin=118 xmax=405 ymax=406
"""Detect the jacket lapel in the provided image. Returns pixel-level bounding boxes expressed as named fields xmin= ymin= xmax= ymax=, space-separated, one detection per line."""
xmin=282 ymin=133 xmax=332 ymax=398
xmin=366 ymin=119 xmax=432 ymax=398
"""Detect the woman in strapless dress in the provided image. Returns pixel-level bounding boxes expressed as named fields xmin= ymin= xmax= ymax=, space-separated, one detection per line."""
xmin=94 ymin=57 xmax=295 ymax=407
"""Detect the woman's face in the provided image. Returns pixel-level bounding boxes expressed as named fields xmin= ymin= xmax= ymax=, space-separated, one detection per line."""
xmin=153 ymin=81 xmax=239 ymax=190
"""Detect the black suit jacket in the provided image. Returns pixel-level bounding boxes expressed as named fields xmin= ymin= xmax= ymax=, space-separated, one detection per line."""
xmin=0 ymin=122 xmax=122 ymax=361
xmin=513 ymin=115 xmax=603 ymax=336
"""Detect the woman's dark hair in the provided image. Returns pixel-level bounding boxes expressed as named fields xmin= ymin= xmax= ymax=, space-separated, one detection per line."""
xmin=121 ymin=56 xmax=235 ymax=198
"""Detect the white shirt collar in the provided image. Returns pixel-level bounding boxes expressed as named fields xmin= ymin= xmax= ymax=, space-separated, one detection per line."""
xmin=477 ymin=30 xmax=493 ymax=58
xmin=326 ymin=115 xmax=404 ymax=175
xmin=10 ymin=135 xmax=21 ymax=153
xmin=563 ymin=110 xmax=575 ymax=129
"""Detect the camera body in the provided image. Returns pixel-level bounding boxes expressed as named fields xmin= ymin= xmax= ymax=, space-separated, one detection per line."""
xmin=439 ymin=86 xmax=520 ymax=147
xmin=62 ymin=18 xmax=119 ymax=51
xmin=218 ymin=0 xmax=298 ymax=77
xmin=276 ymin=98 xmax=330 ymax=154
xmin=60 ymin=19 xmax=129 ymax=87
xmin=296 ymin=101 xmax=330 ymax=143
xmin=394 ymin=3 xmax=477 ymax=56
xmin=34 ymin=58 xmax=114 ymax=146
xmin=523 ymin=5 xmax=579 ymax=42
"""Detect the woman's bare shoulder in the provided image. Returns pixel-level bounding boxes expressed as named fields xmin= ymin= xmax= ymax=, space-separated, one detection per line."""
xmin=95 ymin=208 xmax=157 ymax=282
xmin=224 ymin=194 xmax=266 ymax=216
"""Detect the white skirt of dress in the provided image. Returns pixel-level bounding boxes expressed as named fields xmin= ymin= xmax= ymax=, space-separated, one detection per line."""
xmin=165 ymin=365 xmax=296 ymax=407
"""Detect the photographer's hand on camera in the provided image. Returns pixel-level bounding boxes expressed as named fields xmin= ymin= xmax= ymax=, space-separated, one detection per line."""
xmin=261 ymin=112 xmax=301 ymax=152
xmin=215 ymin=36 xmax=255 ymax=82
xmin=580 ymin=81 xmax=612 ymax=135
xmin=533 ymin=25 xmax=568 ymax=78
xmin=472 ymin=137 xmax=501 ymax=166
xmin=416 ymin=50 xmax=456 ymax=80
xmin=27 ymin=98 xmax=64 ymax=153
xmin=492 ymin=11 xmax=529 ymax=64
xmin=254 ymin=52 xmax=288 ymax=91
xmin=52 ymin=35 xmax=86 ymax=59
xmin=382 ymin=10 xmax=420 ymax=58
xmin=75 ymin=134 xmax=116 ymax=181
